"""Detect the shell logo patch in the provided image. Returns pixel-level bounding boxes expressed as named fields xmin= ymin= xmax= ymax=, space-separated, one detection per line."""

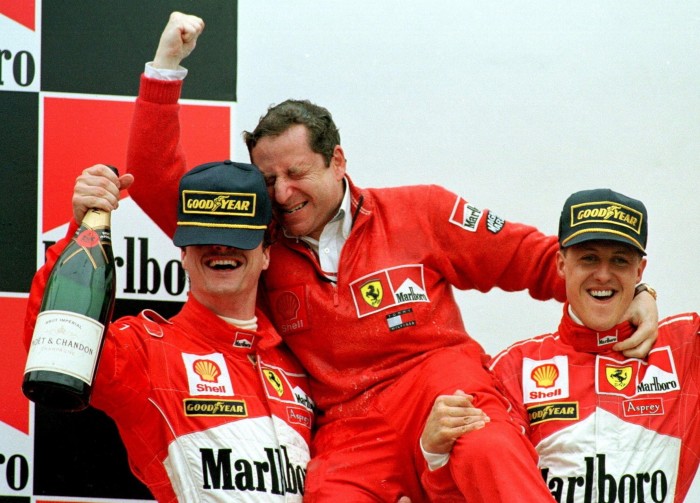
xmin=531 ymin=363 xmax=559 ymax=388
xmin=194 ymin=359 xmax=221 ymax=382
xmin=182 ymin=352 xmax=234 ymax=397
xmin=269 ymin=285 xmax=308 ymax=335
xmin=522 ymin=356 xmax=569 ymax=404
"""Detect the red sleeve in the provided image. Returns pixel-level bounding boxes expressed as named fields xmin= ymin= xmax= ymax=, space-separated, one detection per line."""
xmin=126 ymin=74 xmax=187 ymax=239
xmin=420 ymin=463 xmax=460 ymax=501
xmin=427 ymin=185 xmax=566 ymax=302
xmin=23 ymin=219 xmax=80 ymax=350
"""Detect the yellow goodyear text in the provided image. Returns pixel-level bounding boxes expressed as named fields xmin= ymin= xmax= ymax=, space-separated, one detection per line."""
xmin=184 ymin=399 xmax=248 ymax=417
xmin=182 ymin=191 xmax=256 ymax=216
xmin=571 ymin=202 xmax=642 ymax=232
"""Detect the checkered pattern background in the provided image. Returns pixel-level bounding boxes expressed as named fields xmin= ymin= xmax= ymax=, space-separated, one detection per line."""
xmin=0 ymin=2 xmax=237 ymax=500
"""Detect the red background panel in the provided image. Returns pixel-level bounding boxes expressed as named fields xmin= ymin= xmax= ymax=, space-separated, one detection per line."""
xmin=0 ymin=296 xmax=30 ymax=434
xmin=0 ymin=0 xmax=35 ymax=30
xmin=42 ymin=97 xmax=232 ymax=232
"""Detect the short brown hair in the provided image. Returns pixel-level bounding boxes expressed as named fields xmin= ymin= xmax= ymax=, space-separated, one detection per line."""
xmin=243 ymin=99 xmax=340 ymax=166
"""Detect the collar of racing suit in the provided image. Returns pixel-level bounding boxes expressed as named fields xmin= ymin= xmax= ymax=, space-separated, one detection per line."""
xmin=557 ymin=303 xmax=635 ymax=353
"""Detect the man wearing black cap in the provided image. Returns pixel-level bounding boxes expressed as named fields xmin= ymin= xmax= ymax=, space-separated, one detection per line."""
xmin=420 ymin=189 xmax=700 ymax=502
xmin=24 ymin=162 xmax=314 ymax=502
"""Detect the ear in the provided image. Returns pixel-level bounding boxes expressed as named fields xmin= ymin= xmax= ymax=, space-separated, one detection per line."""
xmin=636 ymin=256 xmax=647 ymax=283
xmin=331 ymin=145 xmax=347 ymax=181
xmin=556 ymin=250 xmax=566 ymax=279
xmin=180 ymin=248 xmax=188 ymax=271
xmin=261 ymin=246 xmax=271 ymax=271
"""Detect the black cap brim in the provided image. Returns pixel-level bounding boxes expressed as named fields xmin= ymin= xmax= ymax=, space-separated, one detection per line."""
xmin=173 ymin=226 xmax=264 ymax=250
xmin=562 ymin=230 xmax=646 ymax=255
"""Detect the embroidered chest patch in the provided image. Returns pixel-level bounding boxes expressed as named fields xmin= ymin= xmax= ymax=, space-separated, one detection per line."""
xmin=349 ymin=264 xmax=430 ymax=318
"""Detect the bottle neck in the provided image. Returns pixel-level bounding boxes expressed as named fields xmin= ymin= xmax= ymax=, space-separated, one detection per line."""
xmin=81 ymin=208 xmax=111 ymax=227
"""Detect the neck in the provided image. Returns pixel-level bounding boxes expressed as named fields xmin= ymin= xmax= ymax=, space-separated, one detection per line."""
xmin=558 ymin=303 xmax=635 ymax=353
xmin=190 ymin=292 xmax=257 ymax=321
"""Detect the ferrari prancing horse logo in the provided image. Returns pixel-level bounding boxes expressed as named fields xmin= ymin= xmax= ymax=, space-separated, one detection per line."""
xmin=263 ymin=369 xmax=284 ymax=397
xmin=606 ymin=365 xmax=632 ymax=390
xmin=360 ymin=280 xmax=383 ymax=307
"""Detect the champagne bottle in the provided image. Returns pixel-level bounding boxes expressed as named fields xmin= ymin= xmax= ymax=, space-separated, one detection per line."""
xmin=23 ymin=167 xmax=118 ymax=412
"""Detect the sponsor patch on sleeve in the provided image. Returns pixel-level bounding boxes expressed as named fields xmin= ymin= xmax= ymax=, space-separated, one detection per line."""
xmin=486 ymin=211 xmax=505 ymax=233
xmin=448 ymin=196 xmax=483 ymax=232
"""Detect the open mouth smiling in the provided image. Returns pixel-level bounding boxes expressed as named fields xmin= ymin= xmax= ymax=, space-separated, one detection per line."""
xmin=206 ymin=258 xmax=242 ymax=270
xmin=280 ymin=201 xmax=307 ymax=214
xmin=589 ymin=289 xmax=615 ymax=300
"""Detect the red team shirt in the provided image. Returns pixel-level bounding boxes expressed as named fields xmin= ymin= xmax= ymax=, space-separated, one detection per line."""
xmin=25 ymin=220 xmax=314 ymax=502
xmin=490 ymin=306 xmax=700 ymax=503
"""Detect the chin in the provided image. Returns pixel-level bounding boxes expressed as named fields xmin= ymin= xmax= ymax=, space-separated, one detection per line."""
xmin=585 ymin=318 xmax=619 ymax=332
xmin=284 ymin=222 xmax=309 ymax=238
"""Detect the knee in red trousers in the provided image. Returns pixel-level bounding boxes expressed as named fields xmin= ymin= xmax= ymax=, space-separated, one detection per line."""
xmin=448 ymin=421 xmax=555 ymax=503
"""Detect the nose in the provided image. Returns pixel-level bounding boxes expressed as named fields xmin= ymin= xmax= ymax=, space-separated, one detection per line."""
xmin=273 ymin=177 xmax=293 ymax=205
xmin=592 ymin=262 xmax=613 ymax=282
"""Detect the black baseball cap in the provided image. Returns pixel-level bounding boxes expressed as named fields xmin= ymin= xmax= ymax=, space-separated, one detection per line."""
xmin=173 ymin=160 xmax=272 ymax=250
xmin=558 ymin=188 xmax=647 ymax=255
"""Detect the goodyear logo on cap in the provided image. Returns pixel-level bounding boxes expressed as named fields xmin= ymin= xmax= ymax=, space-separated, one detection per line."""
xmin=570 ymin=201 xmax=643 ymax=234
xmin=182 ymin=190 xmax=256 ymax=217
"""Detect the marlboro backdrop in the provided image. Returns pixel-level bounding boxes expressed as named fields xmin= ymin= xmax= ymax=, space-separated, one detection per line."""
xmin=0 ymin=2 xmax=236 ymax=501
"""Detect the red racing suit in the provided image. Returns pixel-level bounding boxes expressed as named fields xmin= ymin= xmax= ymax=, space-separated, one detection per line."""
xmin=126 ymin=74 xmax=567 ymax=502
xmin=489 ymin=307 xmax=700 ymax=503
xmin=24 ymin=220 xmax=314 ymax=502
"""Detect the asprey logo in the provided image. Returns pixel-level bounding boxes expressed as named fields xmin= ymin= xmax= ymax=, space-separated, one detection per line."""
xmin=183 ymin=352 xmax=234 ymax=396
xmin=182 ymin=190 xmax=256 ymax=216
xmin=349 ymin=265 xmax=429 ymax=318
xmin=570 ymin=201 xmax=643 ymax=234
xmin=522 ymin=356 xmax=570 ymax=404
xmin=622 ymin=397 xmax=664 ymax=418
xmin=287 ymin=406 xmax=312 ymax=429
